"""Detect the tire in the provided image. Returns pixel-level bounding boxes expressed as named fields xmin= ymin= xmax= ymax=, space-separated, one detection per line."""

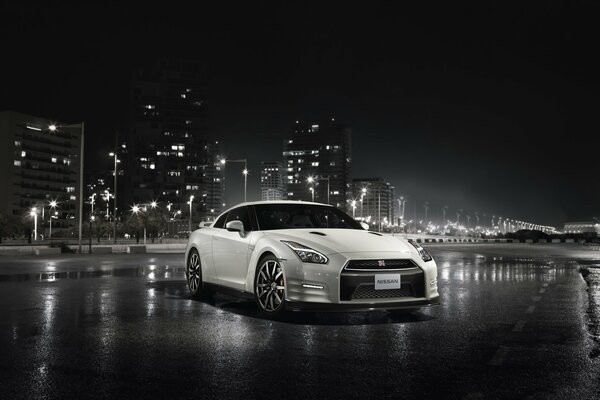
xmin=186 ymin=248 xmax=210 ymax=299
xmin=254 ymin=254 xmax=286 ymax=318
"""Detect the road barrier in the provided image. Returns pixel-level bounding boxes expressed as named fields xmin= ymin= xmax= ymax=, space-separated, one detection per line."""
xmin=94 ymin=246 xmax=113 ymax=254
xmin=34 ymin=248 xmax=61 ymax=256
xmin=127 ymin=245 xmax=147 ymax=254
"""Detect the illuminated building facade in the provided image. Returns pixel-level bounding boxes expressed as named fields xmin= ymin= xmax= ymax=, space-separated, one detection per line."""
xmin=0 ymin=111 xmax=81 ymax=230
xmin=283 ymin=119 xmax=351 ymax=210
xmin=350 ymin=177 xmax=395 ymax=231
xmin=261 ymin=161 xmax=285 ymax=201
xmin=126 ymin=59 xmax=223 ymax=222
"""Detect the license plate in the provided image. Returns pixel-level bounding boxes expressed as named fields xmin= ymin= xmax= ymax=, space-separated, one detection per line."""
xmin=374 ymin=273 xmax=401 ymax=290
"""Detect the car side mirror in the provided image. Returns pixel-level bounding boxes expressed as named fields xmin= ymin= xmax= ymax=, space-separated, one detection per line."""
xmin=360 ymin=222 xmax=370 ymax=230
xmin=226 ymin=220 xmax=245 ymax=233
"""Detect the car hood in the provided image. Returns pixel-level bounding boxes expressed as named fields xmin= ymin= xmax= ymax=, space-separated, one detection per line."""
xmin=263 ymin=229 xmax=414 ymax=255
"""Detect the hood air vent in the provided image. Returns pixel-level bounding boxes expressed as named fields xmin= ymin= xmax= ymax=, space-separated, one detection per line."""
xmin=309 ymin=231 xmax=326 ymax=236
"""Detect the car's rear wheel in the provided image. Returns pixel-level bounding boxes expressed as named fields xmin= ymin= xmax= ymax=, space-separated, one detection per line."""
xmin=254 ymin=255 xmax=286 ymax=318
xmin=187 ymin=249 xmax=209 ymax=299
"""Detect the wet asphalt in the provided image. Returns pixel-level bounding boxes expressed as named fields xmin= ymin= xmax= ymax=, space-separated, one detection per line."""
xmin=0 ymin=244 xmax=599 ymax=399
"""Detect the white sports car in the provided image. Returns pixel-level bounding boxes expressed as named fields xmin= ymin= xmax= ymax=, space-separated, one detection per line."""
xmin=185 ymin=201 xmax=439 ymax=317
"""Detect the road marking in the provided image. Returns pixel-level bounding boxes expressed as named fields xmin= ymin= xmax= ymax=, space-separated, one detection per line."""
xmin=539 ymin=288 xmax=546 ymax=294
xmin=526 ymin=305 xmax=535 ymax=314
xmin=532 ymin=296 xmax=542 ymax=302
xmin=488 ymin=346 xmax=509 ymax=366
xmin=512 ymin=320 xmax=526 ymax=332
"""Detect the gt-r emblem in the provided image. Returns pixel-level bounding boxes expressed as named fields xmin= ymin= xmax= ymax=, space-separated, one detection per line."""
xmin=378 ymin=260 xmax=386 ymax=267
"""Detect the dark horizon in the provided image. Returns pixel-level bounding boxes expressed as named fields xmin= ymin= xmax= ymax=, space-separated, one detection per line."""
xmin=1 ymin=1 xmax=598 ymax=227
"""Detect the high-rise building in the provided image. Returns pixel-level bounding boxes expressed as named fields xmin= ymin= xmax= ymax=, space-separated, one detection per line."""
xmin=0 ymin=111 xmax=81 ymax=232
xmin=351 ymin=177 xmax=395 ymax=231
xmin=283 ymin=119 xmax=351 ymax=209
xmin=260 ymin=161 xmax=285 ymax=201
xmin=126 ymin=59 xmax=223 ymax=223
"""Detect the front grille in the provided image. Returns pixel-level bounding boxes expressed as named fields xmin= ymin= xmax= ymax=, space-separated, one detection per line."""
xmin=350 ymin=284 xmax=413 ymax=299
xmin=339 ymin=266 xmax=425 ymax=301
xmin=344 ymin=259 xmax=418 ymax=271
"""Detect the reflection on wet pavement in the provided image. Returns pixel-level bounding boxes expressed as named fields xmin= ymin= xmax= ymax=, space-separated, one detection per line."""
xmin=0 ymin=247 xmax=599 ymax=399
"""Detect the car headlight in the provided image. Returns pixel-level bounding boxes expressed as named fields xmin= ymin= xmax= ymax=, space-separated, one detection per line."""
xmin=281 ymin=240 xmax=329 ymax=264
xmin=408 ymin=240 xmax=433 ymax=262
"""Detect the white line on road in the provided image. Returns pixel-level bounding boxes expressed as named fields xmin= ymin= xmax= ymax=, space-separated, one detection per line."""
xmin=488 ymin=346 xmax=509 ymax=366
xmin=539 ymin=288 xmax=546 ymax=294
xmin=512 ymin=320 xmax=526 ymax=332
xmin=532 ymin=296 xmax=542 ymax=302
xmin=526 ymin=305 xmax=535 ymax=314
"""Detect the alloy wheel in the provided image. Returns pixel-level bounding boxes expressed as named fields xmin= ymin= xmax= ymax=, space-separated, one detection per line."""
xmin=256 ymin=259 xmax=285 ymax=312
xmin=187 ymin=251 xmax=201 ymax=293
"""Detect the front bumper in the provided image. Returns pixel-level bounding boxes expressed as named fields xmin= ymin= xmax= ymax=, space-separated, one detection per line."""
xmin=285 ymin=296 xmax=440 ymax=312
xmin=283 ymin=251 xmax=440 ymax=309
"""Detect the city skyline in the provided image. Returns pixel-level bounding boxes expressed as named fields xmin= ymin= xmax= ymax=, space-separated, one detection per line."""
xmin=0 ymin=2 xmax=597 ymax=227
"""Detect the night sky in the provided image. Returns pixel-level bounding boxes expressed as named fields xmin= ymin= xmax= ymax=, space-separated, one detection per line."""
xmin=1 ymin=1 xmax=597 ymax=227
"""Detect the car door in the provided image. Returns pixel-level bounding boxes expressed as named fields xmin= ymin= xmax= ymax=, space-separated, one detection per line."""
xmin=211 ymin=206 xmax=254 ymax=289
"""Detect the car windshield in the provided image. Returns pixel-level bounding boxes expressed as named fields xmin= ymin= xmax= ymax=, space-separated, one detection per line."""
xmin=254 ymin=204 xmax=363 ymax=230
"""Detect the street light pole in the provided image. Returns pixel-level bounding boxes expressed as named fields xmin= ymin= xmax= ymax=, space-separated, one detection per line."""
xmin=110 ymin=148 xmax=118 ymax=244
xmin=77 ymin=123 xmax=85 ymax=253
xmin=50 ymin=123 xmax=84 ymax=253
xmin=30 ymin=208 xmax=38 ymax=241
xmin=220 ymin=158 xmax=248 ymax=203
xmin=188 ymin=195 xmax=194 ymax=232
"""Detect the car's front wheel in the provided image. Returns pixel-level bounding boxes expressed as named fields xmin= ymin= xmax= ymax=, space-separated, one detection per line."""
xmin=187 ymin=248 xmax=209 ymax=299
xmin=254 ymin=255 xmax=286 ymax=318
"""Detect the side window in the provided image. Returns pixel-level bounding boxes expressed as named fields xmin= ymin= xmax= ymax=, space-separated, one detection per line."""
xmin=213 ymin=212 xmax=229 ymax=229
xmin=225 ymin=207 xmax=252 ymax=231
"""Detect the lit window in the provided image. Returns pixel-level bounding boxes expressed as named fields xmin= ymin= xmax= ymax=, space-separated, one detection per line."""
xmin=21 ymin=151 xmax=26 ymax=157
xmin=150 ymin=164 xmax=155 ymax=170
xmin=144 ymin=105 xmax=155 ymax=109
xmin=66 ymin=187 xmax=75 ymax=193
xmin=70 ymin=195 xmax=76 ymax=201
xmin=51 ymin=157 xmax=57 ymax=163
xmin=311 ymin=162 xmax=319 ymax=166
xmin=186 ymin=88 xmax=192 ymax=93
xmin=181 ymin=94 xmax=186 ymax=99
xmin=156 ymin=151 xmax=162 ymax=156
xmin=14 ymin=160 xmax=21 ymax=166
xmin=185 ymin=120 xmax=192 ymax=125
xmin=14 ymin=141 xmax=21 ymax=147
xmin=63 ymin=158 xmax=71 ymax=165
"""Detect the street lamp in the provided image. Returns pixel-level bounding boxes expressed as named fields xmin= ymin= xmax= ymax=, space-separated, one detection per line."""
xmin=131 ymin=204 xmax=147 ymax=244
xmin=188 ymin=195 xmax=195 ymax=232
xmin=50 ymin=122 xmax=85 ymax=253
xmin=30 ymin=207 xmax=38 ymax=241
xmin=360 ymin=187 xmax=367 ymax=219
xmin=50 ymin=212 xmax=58 ymax=240
xmin=220 ymin=158 xmax=248 ymax=202
xmin=307 ymin=176 xmax=330 ymax=204
xmin=108 ymin=151 xmax=119 ymax=244
xmin=48 ymin=200 xmax=58 ymax=240
xmin=309 ymin=187 xmax=314 ymax=202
